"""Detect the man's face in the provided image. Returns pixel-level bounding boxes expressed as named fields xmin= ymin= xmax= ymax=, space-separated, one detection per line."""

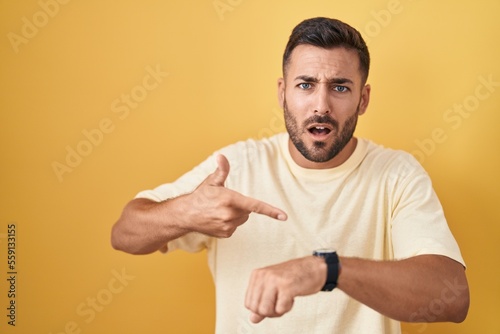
xmin=278 ymin=45 xmax=370 ymax=169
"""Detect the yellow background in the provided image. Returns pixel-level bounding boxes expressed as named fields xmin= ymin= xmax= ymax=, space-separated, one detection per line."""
xmin=1 ymin=0 xmax=499 ymax=333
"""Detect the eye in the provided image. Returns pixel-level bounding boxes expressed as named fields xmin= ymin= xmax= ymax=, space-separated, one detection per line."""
xmin=298 ymin=83 xmax=312 ymax=90
xmin=334 ymin=85 xmax=349 ymax=93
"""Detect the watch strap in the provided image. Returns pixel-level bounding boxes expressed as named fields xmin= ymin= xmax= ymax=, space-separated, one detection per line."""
xmin=313 ymin=250 xmax=340 ymax=291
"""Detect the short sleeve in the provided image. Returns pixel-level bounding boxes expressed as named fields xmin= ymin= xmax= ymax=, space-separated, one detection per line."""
xmin=390 ymin=161 xmax=465 ymax=267
xmin=133 ymin=139 xmax=258 ymax=254
xmin=135 ymin=154 xmax=219 ymax=254
xmin=159 ymin=232 xmax=213 ymax=254
xmin=135 ymin=154 xmax=218 ymax=202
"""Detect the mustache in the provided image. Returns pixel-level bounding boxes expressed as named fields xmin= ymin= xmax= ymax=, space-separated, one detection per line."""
xmin=303 ymin=115 xmax=338 ymax=129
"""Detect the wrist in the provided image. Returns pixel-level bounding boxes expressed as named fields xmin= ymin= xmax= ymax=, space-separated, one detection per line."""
xmin=161 ymin=195 xmax=194 ymax=234
xmin=313 ymin=249 xmax=340 ymax=291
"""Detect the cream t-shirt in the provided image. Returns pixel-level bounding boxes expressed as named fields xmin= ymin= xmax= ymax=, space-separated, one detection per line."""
xmin=136 ymin=133 xmax=464 ymax=334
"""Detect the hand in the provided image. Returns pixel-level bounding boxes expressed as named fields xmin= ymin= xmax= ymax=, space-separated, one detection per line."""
xmin=184 ymin=154 xmax=287 ymax=238
xmin=244 ymin=256 xmax=327 ymax=323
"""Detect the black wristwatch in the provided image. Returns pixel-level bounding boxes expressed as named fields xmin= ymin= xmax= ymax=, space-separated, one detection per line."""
xmin=313 ymin=249 xmax=340 ymax=291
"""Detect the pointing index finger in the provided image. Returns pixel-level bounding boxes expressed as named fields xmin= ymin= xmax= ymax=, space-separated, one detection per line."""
xmin=236 ymin=192 xmax=288 ymax=221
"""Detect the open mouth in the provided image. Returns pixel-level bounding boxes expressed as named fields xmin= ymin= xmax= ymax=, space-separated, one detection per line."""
xmin=307 ymin=124 xmax=333 ymax=136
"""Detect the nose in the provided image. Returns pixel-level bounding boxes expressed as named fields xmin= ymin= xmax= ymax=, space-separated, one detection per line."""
xmin=313 ymin=85 xmax=331 ymax=114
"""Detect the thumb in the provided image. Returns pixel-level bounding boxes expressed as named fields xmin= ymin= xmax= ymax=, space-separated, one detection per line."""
xmin=209 ymin=154 xmax=230 ymax=186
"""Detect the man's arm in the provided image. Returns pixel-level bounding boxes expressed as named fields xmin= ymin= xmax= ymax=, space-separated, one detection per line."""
xmin=111 ymin=197 xmax=191 ymax=255
xmin=111 ymin=154 xmax=288 ymax=255
xmin=245 ymin=254 xmax=469 ymax=323
xmin=338 ymin=255 xmax=469 ymax=322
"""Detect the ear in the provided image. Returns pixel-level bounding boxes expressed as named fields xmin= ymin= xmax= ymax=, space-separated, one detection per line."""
xmin=357 ymin=84 xmax=371 ymax=116
xmin=277 ymin=77 xmax=285 ymax=109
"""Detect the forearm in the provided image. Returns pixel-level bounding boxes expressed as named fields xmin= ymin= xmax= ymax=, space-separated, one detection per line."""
xmin=111 ymin=197 xmax=191 ymax=255
xmin=337 ymin=255 xmax=469 ymax=323
xmin=112 ymin=155 xmax=288 ymax=255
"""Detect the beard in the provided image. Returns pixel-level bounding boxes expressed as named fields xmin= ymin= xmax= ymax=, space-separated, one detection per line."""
xmin=284 ymin=98 xmax=360 ymax=163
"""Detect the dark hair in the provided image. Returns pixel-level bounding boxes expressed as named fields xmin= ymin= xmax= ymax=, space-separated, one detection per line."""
xmin=283 ymin=17 xmax=370 ymax=83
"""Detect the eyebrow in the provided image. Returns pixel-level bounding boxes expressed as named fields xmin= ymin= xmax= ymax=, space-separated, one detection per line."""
xmin=294 ymin=75 xmax=354 ymax=85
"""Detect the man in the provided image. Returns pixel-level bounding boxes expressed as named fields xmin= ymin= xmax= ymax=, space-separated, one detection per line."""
xmin=111 ymin=17 xmax=469 ymax=333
